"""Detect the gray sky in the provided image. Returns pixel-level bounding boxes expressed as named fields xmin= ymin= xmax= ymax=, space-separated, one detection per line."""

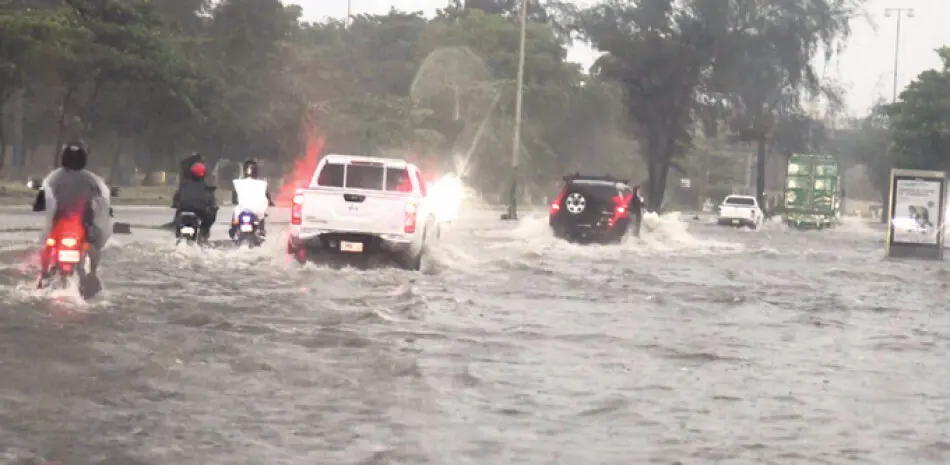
xmin=288 ymin=0 xmax=950 ymax=117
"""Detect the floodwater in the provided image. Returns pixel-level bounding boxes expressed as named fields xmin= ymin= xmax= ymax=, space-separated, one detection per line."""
xmin=0 ymin=206 xmax=947 ymax=465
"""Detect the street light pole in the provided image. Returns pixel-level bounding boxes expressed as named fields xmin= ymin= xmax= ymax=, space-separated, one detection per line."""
xmin=346 ymin=0 xmax=352 ymax=29
xmin=504 ymin=0 xmax=528 ymax=221
xmin=884 ymin=7 xmax=914 ymax=102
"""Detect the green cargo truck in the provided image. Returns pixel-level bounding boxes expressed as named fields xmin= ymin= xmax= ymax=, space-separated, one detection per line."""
xmin=784 ymin=154 xmax=842 ymax=229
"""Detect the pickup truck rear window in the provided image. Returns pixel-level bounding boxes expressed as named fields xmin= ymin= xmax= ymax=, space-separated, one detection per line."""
xmin=384 ymin=168 xmax=413 ymax=192
xmin=316 ymin=163 xmax=345 ymax=187
xmin=724 ymin=197 xmax=755 ymax=206
xmin=346 ymin=163 xmax=385 ymax=189
xmin=315 ymin=162 xmax=412 ymax=192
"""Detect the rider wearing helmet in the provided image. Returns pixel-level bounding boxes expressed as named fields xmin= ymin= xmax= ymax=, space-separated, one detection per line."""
xmin=229 ymin=159 xmax=274 ymax=239
xmin=32 ymin=143 xmax=113 ymax=280
xmin=172 ymin=161 xmax=218 ymax=241
xmin=163 ymin=152 xmax=204 ymax=229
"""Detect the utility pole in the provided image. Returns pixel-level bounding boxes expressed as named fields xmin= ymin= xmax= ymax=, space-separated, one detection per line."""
xmin=504 ymin=0 xmax=528 ymax=221
xmin=884 ymin=7 xmax=914 ymax=102
xmin=346 ymin=0 xmax=352 ymax=29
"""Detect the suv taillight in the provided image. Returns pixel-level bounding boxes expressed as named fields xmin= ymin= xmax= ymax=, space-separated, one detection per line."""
xmin=404 ymin=201 xmax=417 ymax=233
xmin=550 ymin=188 xmax=566 ymax=215
xmin=291 ymin=191 xmax=303 ymax=225
xmin=608 ymin=193 xmax=633 ymax=227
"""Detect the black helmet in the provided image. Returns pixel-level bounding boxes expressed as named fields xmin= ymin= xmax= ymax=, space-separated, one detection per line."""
xmin=61 ymin=143 xmax=87 ymax=171
xmin=243 ymin=159 xmax=259 ymax=179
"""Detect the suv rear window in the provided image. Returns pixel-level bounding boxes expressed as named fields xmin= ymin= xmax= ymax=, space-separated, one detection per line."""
xmin=568 ymin=181 xmax=620 ymax=200
xmin=725 ymin=196 xmax=755 ymax=205
xmin=315 ymin=162 xmax=412 ymax=192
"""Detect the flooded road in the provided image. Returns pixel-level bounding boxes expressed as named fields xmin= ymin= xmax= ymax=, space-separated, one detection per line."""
xmin=0 ymin=206 xmax=947 ymax=464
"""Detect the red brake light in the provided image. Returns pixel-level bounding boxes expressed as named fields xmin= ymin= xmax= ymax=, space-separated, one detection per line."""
xmin=550 ymin=188 xmax=567 ymax=215
xmin=291 ymin=190 xmax=303 ymax=225
xmin=608 ymin=193 xmax=633 ymax=227
xmin=404 ymin=201 xmax=417 ymax=233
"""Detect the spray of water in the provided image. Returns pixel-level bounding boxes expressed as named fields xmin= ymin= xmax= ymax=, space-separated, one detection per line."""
xmin=276 ymin=109 xmax=326 ymax=205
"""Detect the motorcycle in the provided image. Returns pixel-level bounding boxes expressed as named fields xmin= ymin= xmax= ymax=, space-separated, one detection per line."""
xmin=233 ymin=209 xmax=264 ymax=247
xmin=176 ymin=211 xmax=204 ymax=244
xmin=37 ymin=213 xmax=97 ymax=297
xmin=28 ymin=178 xmax=130 ymax=299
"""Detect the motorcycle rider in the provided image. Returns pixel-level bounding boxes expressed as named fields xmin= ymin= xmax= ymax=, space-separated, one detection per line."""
xmin=32 ymin=143 xmax=113 ymax=281
xmin=229 ymin=159 xmax=274 ymax=239
xmin=172 ymin=161 xmax=218 ymax=241
xmin=163 ymin=151 xmax=204 ymax=229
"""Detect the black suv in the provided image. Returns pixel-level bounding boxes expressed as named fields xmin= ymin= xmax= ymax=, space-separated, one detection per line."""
xmin=548 ymin=174 xmax=643 ymax=243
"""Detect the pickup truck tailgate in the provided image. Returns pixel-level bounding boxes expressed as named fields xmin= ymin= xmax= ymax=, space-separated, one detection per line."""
xmin=300 ymin=188 xmax=409 ymax=235
xmin=720 ymin=205 xmax=755 ymax=218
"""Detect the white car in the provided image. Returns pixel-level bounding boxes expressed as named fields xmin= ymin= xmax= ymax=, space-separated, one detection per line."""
xmin=717 ymin=195 xmax=763 ymax=229
xmin=286 ymin=154 xmax=440 ymax=270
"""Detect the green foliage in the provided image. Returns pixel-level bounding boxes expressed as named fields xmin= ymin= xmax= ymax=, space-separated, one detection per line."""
xmin=0 ymin=0 xmax=861 ymax=205
xmin=886 ymin=47 xmax=950 ymax=172
xmin=570 ymin=0 xmax=862 ymax=208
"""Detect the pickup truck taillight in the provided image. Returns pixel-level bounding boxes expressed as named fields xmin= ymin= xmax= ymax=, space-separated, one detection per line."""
xmin=291 ymin=192 xmax=303 ymax=225
xmin=404 ymin=201 xmax=417 ymax=234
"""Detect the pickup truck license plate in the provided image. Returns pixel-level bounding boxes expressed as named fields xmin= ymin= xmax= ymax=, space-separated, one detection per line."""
xmin=340 ymin=241 xmax=363 ymax=253
xmin=731 ymin=219 xmax=739 ymax=224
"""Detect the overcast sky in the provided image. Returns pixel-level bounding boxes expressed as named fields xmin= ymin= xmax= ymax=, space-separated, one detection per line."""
xmin=287 ymin=0 xmax=950 ymax=117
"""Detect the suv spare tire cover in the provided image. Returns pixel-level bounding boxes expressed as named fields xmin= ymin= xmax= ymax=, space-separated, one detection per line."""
xmin=564 ymin=191 xmax=587 ymax=214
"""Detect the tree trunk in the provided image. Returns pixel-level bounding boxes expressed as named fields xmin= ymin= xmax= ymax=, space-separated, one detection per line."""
xmin=0 ymin=113 xmax=6 ymax=175
xmin=108 ymin=137 xmax=124 ymax=184
xmin=880 ymin=188 xmax=889 ymax=223
xmin=50 ymin=88 xmax=75 ymax=168
xmin=646 ymin=155 xmax=671 ymax=212
xmin=755 ymin=133 xmax=767 ymax=208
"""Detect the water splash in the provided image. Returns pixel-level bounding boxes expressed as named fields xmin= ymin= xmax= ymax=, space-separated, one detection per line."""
xmin=276 ymin=109 xmax=326 ymax=205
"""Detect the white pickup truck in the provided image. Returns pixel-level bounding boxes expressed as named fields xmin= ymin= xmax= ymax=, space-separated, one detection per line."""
xmin=286 ymin=154 xmax=440 ymax=270
xmin=717 ymin=195 xmax=763 ymax=229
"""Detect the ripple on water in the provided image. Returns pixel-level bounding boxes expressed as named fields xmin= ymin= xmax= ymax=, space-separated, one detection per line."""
xmin=0 ymin=211 xmax=947 ymax=464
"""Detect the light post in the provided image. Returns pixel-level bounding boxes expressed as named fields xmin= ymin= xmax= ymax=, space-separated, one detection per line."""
xmin=884 ymin=7 xmax=914 ymax=102
xmin=503 ymin=0 xmax=528 ymax=221
xmin=345 ymin=0 xmax=351 ymax=28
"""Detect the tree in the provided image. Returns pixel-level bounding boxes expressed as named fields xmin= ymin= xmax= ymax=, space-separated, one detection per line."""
xmin=886 ymin=47 xmax=950 ymax=172
xmin=708 ymin=0 xmax=859 ymax=207
xmin=574 ymin=0 xmax=714 ymax=209
xmin=0 ymin=0 xmax=747 ymax=203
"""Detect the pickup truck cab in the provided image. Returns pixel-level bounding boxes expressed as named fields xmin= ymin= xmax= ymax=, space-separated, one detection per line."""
xmin=717 ymin=195 xmax=763 ymax=229
xmin=287 ymin=154 xmax=439 ymax=270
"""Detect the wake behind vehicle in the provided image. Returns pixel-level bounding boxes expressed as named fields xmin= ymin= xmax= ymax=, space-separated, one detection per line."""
xmin=548 ymin=174 xmax=643 ymax=244
xmin=233 ymin=209 xmax=264 ymax=247
xmin=287 ymin=154 xmax=440 ymax=270
xmin=784 ymin=153 xmax=842 ymax=229
xmin=716 ymin=195 xmax=763 ymax=229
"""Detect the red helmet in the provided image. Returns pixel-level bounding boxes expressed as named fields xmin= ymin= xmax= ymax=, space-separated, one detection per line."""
xmin=190 ymin=162 xmax=206 ymax=178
